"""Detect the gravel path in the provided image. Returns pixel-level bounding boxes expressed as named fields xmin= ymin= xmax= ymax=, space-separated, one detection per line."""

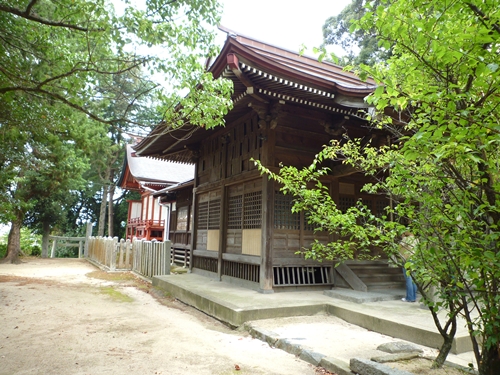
xmin=0 ymin=258 xmax=317 ymax=375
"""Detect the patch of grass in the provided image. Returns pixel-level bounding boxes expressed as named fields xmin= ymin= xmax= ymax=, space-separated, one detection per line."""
xmin=87 ymin=271 xmax=138 ymax=283
xmin=86 ymin=269 xmax=178 ymax=307
xmin=100 ymin=286 xmax=134 ymax=303
xmin=87 ymin=270 xmax=154 ymax=292
xmin=149 ymin=286 xmax=172 ymax=299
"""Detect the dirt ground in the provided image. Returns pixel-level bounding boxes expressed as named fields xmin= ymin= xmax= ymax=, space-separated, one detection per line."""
xmin=0 ymin=258 xmax=473 ymax=375
xmin=0 ymin=258 xmax=318 ymax=375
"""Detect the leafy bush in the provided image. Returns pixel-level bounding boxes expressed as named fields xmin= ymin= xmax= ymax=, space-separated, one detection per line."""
xmin=30 ymin=245 xmax=41 ymax=257
xmin=55 ymin=246 xmax=78 ymax=258
xmin=18 ymin=229 xmax=42 ymax=257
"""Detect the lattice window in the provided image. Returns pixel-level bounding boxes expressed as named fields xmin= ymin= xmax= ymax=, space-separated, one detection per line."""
xmin=197 ymin=199 xmax=220 ymax=230
xmin=228 ymin=195 xmax=243 ymax=229
xmin=197 ymin=201 xmax=208 ymax=229
xmin=208 ymin=198 xmax=221 ymax=229
xmin=274 ymin=192 xmax=300 ymax=230
xmin=303 ymin=212 xmax=317 ymax=232
xmin=338 ymin=196 xmax=356 ymax=213
xmin=375 ymin=198 xmax=388 ymax=217
xmin=243 ymin=191 xmax=262 ymax=229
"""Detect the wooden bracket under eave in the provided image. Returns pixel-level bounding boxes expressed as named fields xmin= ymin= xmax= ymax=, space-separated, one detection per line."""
xmin=227 ymin=53 xmax=268 ymax=104
xmin=248 ymin=101 xmax=286 ymax=129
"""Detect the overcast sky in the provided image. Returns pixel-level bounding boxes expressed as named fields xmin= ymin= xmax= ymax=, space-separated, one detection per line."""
xmin=217 ymin=0 xmax=352 ymax=55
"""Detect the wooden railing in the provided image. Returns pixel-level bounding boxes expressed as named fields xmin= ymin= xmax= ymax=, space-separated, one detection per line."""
xmin=127 ymin=218 xmax=165 ymax=227
xmin=87 ymin=236 xmax=171 ymax=278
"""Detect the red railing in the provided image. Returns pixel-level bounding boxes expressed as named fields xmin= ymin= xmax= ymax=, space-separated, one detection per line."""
xmin=127 ymin=218 xmax=165 ymax=228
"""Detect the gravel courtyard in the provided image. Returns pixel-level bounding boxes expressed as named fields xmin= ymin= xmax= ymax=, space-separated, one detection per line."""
xmin=0 ymin=258 xmax=318 ymax=375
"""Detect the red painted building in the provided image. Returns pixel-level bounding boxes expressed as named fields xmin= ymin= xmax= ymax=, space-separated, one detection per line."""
xmin=118 ymin=144 xmax=194 ymax=241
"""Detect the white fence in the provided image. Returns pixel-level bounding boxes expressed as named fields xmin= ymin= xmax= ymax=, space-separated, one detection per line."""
xmin=87 ymin=237 xmax=171 ymax=278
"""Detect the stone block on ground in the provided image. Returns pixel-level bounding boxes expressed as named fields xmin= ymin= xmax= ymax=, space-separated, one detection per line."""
xmin=377 ymin=341 xmax=423 ymax=354
xmin=275 ymin=338 xmax=302 ymax=355
xmin=299 ymin=348 xmax=325 ymax=366
xmin=371 ymin=352 xmax=421 ymax=363
xmin=350 ymin=357 xmax=414 ymax=375
xmin=319 ymin=357 xmax=351 ymax=375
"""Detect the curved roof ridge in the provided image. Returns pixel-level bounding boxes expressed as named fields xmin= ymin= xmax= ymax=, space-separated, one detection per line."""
xmin=216 ymin=26 xmax=377 ymax=94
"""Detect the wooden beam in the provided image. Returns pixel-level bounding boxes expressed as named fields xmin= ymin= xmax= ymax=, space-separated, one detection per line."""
xmin=335 ymin=263 xmax=367 ymax=292
xmin=161 ymin=127 xmax=198 ymax=155
xmin=259 ymin=120 xmax=276 ymax=293
xmin=227 ymin=54 xmax=268 ymax=104
xmin=331 ymin=164 xmax=359 ymax=178
xmin=189 ymin=154 xmax=200 ymax=272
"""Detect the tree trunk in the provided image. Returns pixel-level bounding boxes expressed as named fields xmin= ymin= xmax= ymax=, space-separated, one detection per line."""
xmin=1 ymin=214 xmax=23 ymax=264
xmin=107 ymin=175 xmax=115 ymax=238
xmin=98 ymin=185 xmax=108 ymax=237
xmin=420 ymin=285 xmax=458 ymax=368
xmin=432 ymin=332 xmax=454 ymax=368
xmin=41 ymin=220 xmax=50 ymax=258
xmin=479 ymin=343 xmax=500 ymax=375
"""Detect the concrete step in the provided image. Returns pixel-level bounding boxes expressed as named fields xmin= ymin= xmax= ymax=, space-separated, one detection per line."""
xmin=152 ymin=273 xmax=473 ymax=355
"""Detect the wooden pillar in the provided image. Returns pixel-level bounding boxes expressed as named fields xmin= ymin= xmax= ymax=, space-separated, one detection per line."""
xmin=217 ymin=185 xmax=227 ymax=281
xmin=188 ymin=153 xmax=200 ymax=273
xmin=329 ymin=181 xmax=338 ymax=286
xmin=260 ymin=176 xmax=274 ymax=292
xmin=258 ymin=109 xmax=276 ymax=293
xmin=216 ymin=139 xmax=228 ymax=281
xmin=84 ymin=222 xmax=92 ymax=257
xmin=144 ymin=194 xmax=150 ymax=240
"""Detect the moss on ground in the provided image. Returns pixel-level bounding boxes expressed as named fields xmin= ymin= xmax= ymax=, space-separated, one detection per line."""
xmin=99 ymin=286 xmax=134 ymax=302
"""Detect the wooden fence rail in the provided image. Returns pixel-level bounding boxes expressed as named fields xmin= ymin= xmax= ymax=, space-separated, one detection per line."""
xmin=87 ymin=236 xmax=171 ymax=278
xmin=132 ymin=239 xmax=171 ymax=278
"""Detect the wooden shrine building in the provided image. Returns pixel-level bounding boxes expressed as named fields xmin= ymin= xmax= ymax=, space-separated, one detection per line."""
xmin=133 ymin=30 xmax=400 ymax=293
xmin=118 ymin=144 xmax=194 ymax=241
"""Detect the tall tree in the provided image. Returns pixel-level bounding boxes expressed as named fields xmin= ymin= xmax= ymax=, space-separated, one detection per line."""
xmin=0 ymin=100 xmax=91 ymax=263
xmin=322 ymin=0 xmax=391 ymax=66
xmin=0 ymin=0 xmax=230 ymax=129
xmin=260 ymin=0 xmax=500 ymax=373
xmin=94 ymin=67 xmax=158 ymax=238
xmin=355 ymin=2 xmax=500 ymax=373
xmin=0 ymin=0 xmax=233 ymax=262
